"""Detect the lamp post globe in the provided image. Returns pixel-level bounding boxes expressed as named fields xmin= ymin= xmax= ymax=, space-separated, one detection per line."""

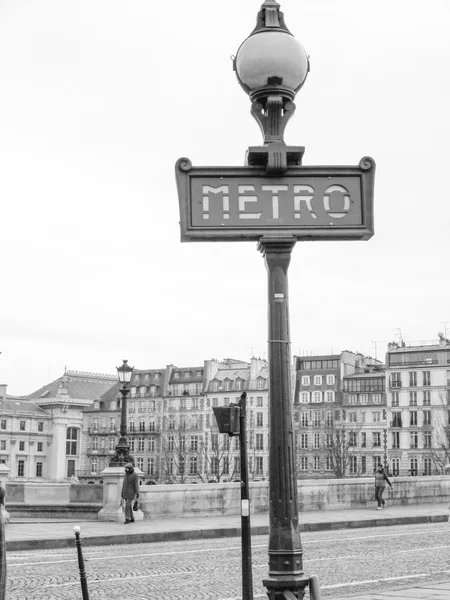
xmin=235 ymin=29 xmax=309 ymax=103
xmin=233 ymin=1 xmax=309 ymax=172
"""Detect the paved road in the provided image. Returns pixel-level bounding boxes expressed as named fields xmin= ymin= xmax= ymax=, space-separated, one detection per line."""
xmin=5 ymin=522 xmax=450 ymax=599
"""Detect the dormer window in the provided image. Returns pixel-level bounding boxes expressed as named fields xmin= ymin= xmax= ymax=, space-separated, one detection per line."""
xmin=174 ymin=371 xmax=180 ymax=379
xmin=257 ymin=378 xmax=265 ymax=390
xmin=185 ymin=371 xmax=191 ymax=378
xmin=224 ymin=380 xmax=231 ymax=391
xmin=212 ymin=381 xmax=219 ymax=392
xmin=154 ymin=372 xmax=160 ymax=380
xmin=236 ymin=380 xmax=243 ymax=390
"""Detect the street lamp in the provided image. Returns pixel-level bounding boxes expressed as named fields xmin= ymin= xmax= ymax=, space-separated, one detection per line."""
xmin=110 ymin=359 xmax=134 ymax=466
xmin=234 ymin=3 xmax=317 ymax=600
xmin=233 ymin=0 xmax=309 ymax=174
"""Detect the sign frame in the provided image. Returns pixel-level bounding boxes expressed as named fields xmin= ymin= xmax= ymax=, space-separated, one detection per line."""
xmin=175 ymin=156 xmax=375 ymax=242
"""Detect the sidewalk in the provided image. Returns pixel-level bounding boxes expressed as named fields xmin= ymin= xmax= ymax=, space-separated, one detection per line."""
xmin=4 ymin=503 xmax=449 ymax=599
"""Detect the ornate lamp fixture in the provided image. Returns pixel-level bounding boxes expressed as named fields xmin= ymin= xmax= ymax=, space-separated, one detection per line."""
xmin=233 ymin=0 xmax=309 ymax=173
xmin=110 ymin=359 xmax=135 ymax=466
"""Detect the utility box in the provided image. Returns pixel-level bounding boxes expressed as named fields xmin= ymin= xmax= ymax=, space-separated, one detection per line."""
xmin=212 ymin=404 xmax=240 ymax=436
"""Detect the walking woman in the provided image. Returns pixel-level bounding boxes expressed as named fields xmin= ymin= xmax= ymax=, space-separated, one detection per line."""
xmin=374 ymin=464 xmax=393 ymax=510
xmin=121 ymin=463 xmax=140 ymax=524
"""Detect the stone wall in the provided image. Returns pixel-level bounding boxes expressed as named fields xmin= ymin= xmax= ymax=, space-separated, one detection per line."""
xmin=139 ymin=476 xmax=450 ymax=519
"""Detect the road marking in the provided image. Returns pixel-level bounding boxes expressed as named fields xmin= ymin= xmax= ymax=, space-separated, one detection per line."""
xmin=321 ymin=572 xmax=430 ymax=589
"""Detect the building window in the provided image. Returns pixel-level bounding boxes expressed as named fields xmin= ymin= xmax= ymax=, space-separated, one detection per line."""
xmin=424 ymin=432 xmax=432 ymax=449
xmin=423 ymin=410 xmax=431 ymax=426
xmin=301 ymin=413 xmax=309 ymax=427
xmin=20 ymin=421 xmax=26 ymax=431
xmin=109 ymin=437 xmax=116 ymax=451
xmin=392 ymin=412 xmax=402 ymax=428
xmin=422 ymin=371 xmax=431 ymax=386
xmin=373 ymin=456 xmax=382 ymax=471
xmin=349 ymin=412 xmax=357 ymax=423
xmin=312 ymin=412 xmax=320 ymax=427
xmin=147 ymin=457 xmax=155 ymax=476
xmin=236 ymin=380 xmax=243 ymax=390
xmin=349 ymin=456 xmax=357 ymax=474
xmin=110 ymin=418 xmax=116 ymax=432
xmin=391 ymin=392 xmax=399 ymax=407
xmin=392 ymin=458 xmax=400 ymax=476
xmin=409 ymin=372 xmax=417 ymax=387
xmin=139 ymin=420 xmax=146 ymax=432
xmin=326 ymin=375 xmax=335 ymax=385
xmin=392 ymin=431 xmax=400 ymax=449
xmin=167 ymin=457 xmax=174 ymax=475
xmin=179 ymin=436 xmax=186 ymax=452
xmin=212 ymin=381 xmax=219 ymax=391
xmin=0 ymin=441 xmax=5 ymax=450
xmin=314 ymin=433 xmax=320 ymax=449
xmin=168 ymin=436 xmax=174 ymax=452
xmin=19 ymin=441 xmax=25 ymax=451
xmin=256 ymin=412 xmax=263 ymax=427
xmin=313 ymin=456 xmax=320 ymax=470
xmin=66 ymin=428 xmax=78 ymax=455
xmin=372 ymin=412 xmax=381 ymax=423
xmin=189 ymin=456 xmax=198 ymax=475
xmin=409 ymin=392 xmax=417 ymax=406
xmin=391 ymin=372 xmax=402 ymax=388
xmin=301 ymin=392 xmax=310 ymax=403
xmin=361 ymin=456 xmax=367 ymax=474
xmin=410 ymin=432 xmax=418 ymax=449
xmin=255 ymin=433 xmax=264 ymax=451
xmin=92 ymin=438 xmax=98 ymax=451
xmin=326 ymin=391 xmax=335 ymax=402
xmin=302 ymin=376 xmax=310 ymax=386
xmin=255 ymin=456 xmax=263 ymax=475
xmin=138 ymin=438 xmax=145 ymax=452
xmin=129 ymin=422 xmax=136 ymax=433
xmin=17 ymin=460 xmax=25 ymax=477
xmin=410 ymin=457 xmax=418 ymax=475
xmin=361 ymin=432 xmax=367 ymax=447
xmin=313 ymin=392 xmax=322 ymax=403
xmin=349 ymin=432 xmax=357 ymax=446
xmin=325 ymin=434 xmax=333 ymax=448
xmin=325 ymin=411 xmax=333 ymax=427
xmin=423 ymin=391 xmax=431 ymax=406
xmin=190 ymin=436 xmax=199 ymax=451
xmin=148 ymin=437 xmax=155 ymax=453
xmin=38 ymin=422 xmax=44 ymax=432
xmin=372 ymin=394 xmax=382 ymax=404
xmin=373 ymin=432 xmax=381 ymax=447
xmin=349 ymin=395 xmax=357 ymax=405
xmin=326 ymin=456 xmax=333 ymax=471
xmin=423 ymin=457 xmax=432 ymax=474
xmin=36 ymin=462 xmax=43 ymax=477
xmin=0 ymin=420 xmax=6 ymax=430
xmin=300 ymin=457 xmax=308 ymax=471
xmin=410 ymin=411 xmax=418 ymax=426
xmin=224 ymin=380 xmax=231 ymax=391
xmin=301 ymin=434 xmax=308 ymax=449
xmin=360 ymin=394 xmax=369 ymax=404
xmin=314 ymin=375 xmax=322 ymax=385
xmin=256 ymin=396 xmax=263 ymax=407
xmin=137 ymin=458 xmax=144 ymax=471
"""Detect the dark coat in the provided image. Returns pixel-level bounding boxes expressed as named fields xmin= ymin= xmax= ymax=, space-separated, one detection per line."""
xmin=121 ymin=468 xmax=139 ymax=500
xmin=374 ymin=470 xmax=392 ymax=488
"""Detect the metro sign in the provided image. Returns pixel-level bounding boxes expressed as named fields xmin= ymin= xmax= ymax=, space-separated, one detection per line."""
xmin=175 ymin=156 xmax=375 ymax=242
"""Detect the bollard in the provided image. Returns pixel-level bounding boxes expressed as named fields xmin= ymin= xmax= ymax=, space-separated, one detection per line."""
xmin=73 ymin=526 xmax=90 ymax=600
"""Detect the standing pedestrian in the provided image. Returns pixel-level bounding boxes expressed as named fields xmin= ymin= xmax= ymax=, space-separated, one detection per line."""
xmin=121 ymin=463 xmax=139 ymax=524
xmin=374 ymin=464 xmax=393 ymax=510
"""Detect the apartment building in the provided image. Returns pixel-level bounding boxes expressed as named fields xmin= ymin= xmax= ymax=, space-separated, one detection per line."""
xmin=386 ymin=334 xmax=450 ymax=476
xmin=81 ymin=358 xmax=269 ymax=483
xmin=293 ymin=351 xmax=383 ymax=478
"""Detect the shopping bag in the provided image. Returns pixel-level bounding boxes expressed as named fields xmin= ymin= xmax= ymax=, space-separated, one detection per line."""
xmin=117 ymin=499 xmax=125 ymax=515
xmin=132 ymin=499 xmax=139 ymax=512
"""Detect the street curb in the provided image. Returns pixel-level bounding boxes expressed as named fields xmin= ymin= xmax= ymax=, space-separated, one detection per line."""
xmin=6 ymin=513 xmax=448 ymax=552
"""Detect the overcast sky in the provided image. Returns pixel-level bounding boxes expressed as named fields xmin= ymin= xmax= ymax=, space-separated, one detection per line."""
xmin=1 ymin=0 xmax=449 ymax=396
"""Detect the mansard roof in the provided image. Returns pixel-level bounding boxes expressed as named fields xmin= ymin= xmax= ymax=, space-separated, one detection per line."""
xmin=26 ymin=370 xmax=117 ymax=402
xmin=0 ymin=397 xmax=48 ymax=415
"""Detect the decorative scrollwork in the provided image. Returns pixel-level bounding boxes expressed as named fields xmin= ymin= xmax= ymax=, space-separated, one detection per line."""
xmin=360 ymin=156 xmax=374 ymax=171
xmin=177 ymin=157 xmax=192 ymax=172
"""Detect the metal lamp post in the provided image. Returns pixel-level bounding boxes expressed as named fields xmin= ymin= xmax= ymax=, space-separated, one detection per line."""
xmin=234 ymin=3 xmax=312 ymax=600
xmin=110 ymin=359 xmax=134 ymax=466
xmin=176 ymin=2 xmax=375 ymax=598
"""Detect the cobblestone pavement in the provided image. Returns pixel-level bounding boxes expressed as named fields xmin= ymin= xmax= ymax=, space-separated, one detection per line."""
xmin=5 ymin=522 xmax=450 ymax=599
